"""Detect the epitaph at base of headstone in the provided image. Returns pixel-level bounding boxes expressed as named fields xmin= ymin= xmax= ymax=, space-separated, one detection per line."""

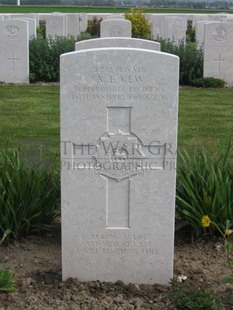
xmin=61 ymin=47 xmax=179 ymax=284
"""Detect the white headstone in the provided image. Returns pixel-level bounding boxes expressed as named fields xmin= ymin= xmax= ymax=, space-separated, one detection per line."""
xmin=46 ymin=15 xmax=65 ymax=38
xmin=204 ymin=22 xmax=233 ymax=87
xmin=10 ymin=13 xmax=39 ymax=27
xmin=0 ymin=19 xmax=29 ymax=84
xmin=11 ymin=17 xmax=36 ymax=39
xmin=100 ymin=16 xmax=132 ymax=38
xmin=60 ymin=47 xmax=179 ymax=284
xmin=75 ymin=37 xmax=160 ymax=51
xmin=195 ymin=20 xmax=209 ymax=49
xmin=79 ymin=13 xmax=88 ymax=33
xmin=65 ymin=14 xmax=80 ymax=38
xmin=166 ymin=16 xmax=187 ymax=44
xmin=149 ymin=15 xmax=167 ymax=40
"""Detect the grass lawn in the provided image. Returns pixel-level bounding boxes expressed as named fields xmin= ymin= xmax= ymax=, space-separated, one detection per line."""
xmin=0 ymin=85 xmax=232 ymax=156
xmin=0 ymin=5 xmax=233 ymax=14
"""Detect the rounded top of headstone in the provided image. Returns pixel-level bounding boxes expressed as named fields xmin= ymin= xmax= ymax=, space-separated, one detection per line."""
xmin=106 ymin=14 xmax=124 ymax=20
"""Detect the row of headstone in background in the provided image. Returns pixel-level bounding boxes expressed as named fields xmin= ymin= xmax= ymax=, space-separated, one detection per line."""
xmin=45 ymin=13 xmax=88 ymax=39
xmin=0 ymin=13 xmax=88 ymax=38
xmin=147 ymin=14 xmax=188 ymax=45
xmin=0 ymin=19 xmax=29 ymax=84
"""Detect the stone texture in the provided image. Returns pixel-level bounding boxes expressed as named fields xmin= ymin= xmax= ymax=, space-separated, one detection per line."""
xmin=79 ymin=13 xmax=88 ymax=33
xmin=195 ymin=20 xmax=210 ymax=49
xmin=100 ymin=16 xmax=132 ymax=38
xmin=11 ymin=17 xmax=36 ymax=39
xmin=75 ymin=37 xmax=160 ymax=51
xmin=0 ymin=19 xmax=29 ymax=84
xmin=60 ymin=47 xmax=179 ymax=284
xmin=46 ymin=14 xmax=65 ymax=38
xmin=204 ymin=22 xmax=233 ymax=87
xmin=149 ymin=15 xmax=187 ymax=43
xmin=65 ymin=14 xmax=80 ymax=37
xmin=166 ymin=16 xmax=187 ymax=44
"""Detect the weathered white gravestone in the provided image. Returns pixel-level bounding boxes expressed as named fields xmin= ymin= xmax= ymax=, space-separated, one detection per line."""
xmin=195 ymin=20 xmax=209 ymax=49
xmin=204 ymin=22 xmax=233 ymax=87
xmin=46 ymin=15 xmax=65 ymax=38
xmin=100 ymin=16 xmax=132 ymax=38
xmin=166 ymin=16 xmax=187 ymax=44
xmin=79 ymin=13 xmax=88 ymax=33
xmin=65 ymin=14 xmax=80 ymax=38
xmin=0 ymin=19 xmax=29 ymax=83
xmin=11 ymin=17 xmax=36 ymax=39
xmin=75 ymin=37 xmax=160 ymax=51
xmin=61 ymin=47 xmax=179 ymax=284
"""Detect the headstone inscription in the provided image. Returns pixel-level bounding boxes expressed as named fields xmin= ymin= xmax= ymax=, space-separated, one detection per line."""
xmin=60 ymin=47 xmax=179 ymax=284
xmin=0 ymin=19 xmax=29 ymax=83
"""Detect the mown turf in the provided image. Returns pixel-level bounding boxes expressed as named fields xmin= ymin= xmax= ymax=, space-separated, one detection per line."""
xmin=0 ymin=5 xmax=233 ymax=14
xmin=178 ymin=87 xmax=233 ymax=152
xmin=0 ymin=85 xmax=232 ymax=155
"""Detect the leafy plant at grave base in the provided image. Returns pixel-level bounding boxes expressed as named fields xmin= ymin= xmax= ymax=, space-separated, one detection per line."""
xmin=125 ymin=8 xmax=151 ymax=39
xmin=29 ymin=36 xmax=76 ymax=83
xmin=193 ymin=77 xmax=226 ymax=88
xmin=201 ymin=216 xmax=233 ymax=304
xmin=87 ymin=16 xmax=102 ymax=38
xmin=168 ymin=280 xmax=223 ymax=310
xmin=0 ymin=148 xmax=60 ymax=243
xmin=176 ymin=144 xmax=233 ymax=239
xmin=158 ymin=39 xmax=203 ymax=86
xmin=0 ymin=267 xmax=17 ymax=292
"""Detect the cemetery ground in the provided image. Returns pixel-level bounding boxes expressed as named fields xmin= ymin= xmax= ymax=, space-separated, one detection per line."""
xmin=0 ymin=84 xmax=233 ymax=309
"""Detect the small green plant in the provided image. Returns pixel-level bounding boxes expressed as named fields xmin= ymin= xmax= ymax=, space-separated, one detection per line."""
xmin=125 ymin=8 xmax=151 ymax=39
xmin=87 ymin=16 xmax=102 ymax=38
xmin=0 ymin=267 xmax=17 ymax=292
xmin=201 ymin=216 xmax=233 ymax=304
xmin=169 ymin=280 xmax=223 ymax=310
xmin=159 ymin=39 xmax=203 ymax=86
xmin=176 ymin=145 xmax=233 ymax=239
xmin=0 ymin=148 xmax=60 ymax=243
xmin=186 ymin=26 xmax=196 ymax=43
xmin=193 ymin=77 xmax=226 ymax=88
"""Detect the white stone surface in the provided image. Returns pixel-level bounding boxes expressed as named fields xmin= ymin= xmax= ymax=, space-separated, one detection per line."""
xmin=75 ymin=37 xmax=160 ymax=51
xmin=149 ymin=15 xmax=167 ymax=40
xmin=195 ymin=20 xmax=210 ymax=49
xmin=60 ymin=47 xmax=179 ymax=284
xmin=166 ymin=16 xmax=187 ymax=44
xmin=204 ymin=22 xmax=233 ymax=87
xmin=100 ymin=16 xmax=132 ymax=37
xmin=11 ymin=17 xmax=36 ymax=39
xmin=88 ymin=13 xmax=119 ymax=21
xmin=65 ymin=14 xmax=80 ymax=38
xmin=46 ymin=15 xmax=65 ymax=38
xmin=79 ymin=13 xmax=88 ymax=32
xmin=0 ymin=19 xmax=29 ymax=83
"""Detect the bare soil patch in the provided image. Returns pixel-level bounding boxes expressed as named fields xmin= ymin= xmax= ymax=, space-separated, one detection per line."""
xmin=0 ymin=227 xmax=232 ymax=309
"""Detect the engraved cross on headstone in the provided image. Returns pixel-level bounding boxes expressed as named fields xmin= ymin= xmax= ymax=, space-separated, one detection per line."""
xmin=214 ymin=53 xmax=224 ymax=72
xmin=8 ymin=52 xmax=18 ymax=70
xmin=93 ymin=106 xmax=165 ymax=229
